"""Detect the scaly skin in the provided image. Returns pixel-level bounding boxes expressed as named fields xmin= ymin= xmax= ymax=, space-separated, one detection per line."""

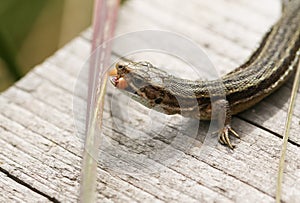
xmin=110 ymin=0 xmax=300 ymax=149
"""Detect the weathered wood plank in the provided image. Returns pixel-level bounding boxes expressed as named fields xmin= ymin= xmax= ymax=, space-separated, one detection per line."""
xmin=4 ymin=45 xmax=296 ymax=202
xmin=1 ymin=0 xmax=300 ymax=202
xmin=0 ymin=172 xmax=50 ymax=202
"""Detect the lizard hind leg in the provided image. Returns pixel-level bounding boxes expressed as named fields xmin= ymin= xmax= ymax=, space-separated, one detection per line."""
xmin=213 ymin=99 xmax=240 ymax=149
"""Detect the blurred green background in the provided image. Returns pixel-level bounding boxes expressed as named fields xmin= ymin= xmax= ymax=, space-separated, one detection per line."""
xmin=0 ymin=0 xmax=94 ymax=91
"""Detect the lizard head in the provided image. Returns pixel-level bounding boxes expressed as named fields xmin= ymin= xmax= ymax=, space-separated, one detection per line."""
xmin=109 ymin=61 xmax=170 ymax=108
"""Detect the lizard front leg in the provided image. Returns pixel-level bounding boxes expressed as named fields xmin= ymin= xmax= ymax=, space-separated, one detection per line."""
xmin=213 ymin=99 xmax=240 ymax=149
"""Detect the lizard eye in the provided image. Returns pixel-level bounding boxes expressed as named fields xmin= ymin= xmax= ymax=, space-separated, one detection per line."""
xmin=117 ymin=64 xmax=125 ymax=70
xmin=116 ymin=61 xmax=128 ymax=70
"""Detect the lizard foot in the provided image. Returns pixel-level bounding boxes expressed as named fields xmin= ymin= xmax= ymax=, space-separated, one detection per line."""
xmin=218 ymin=125 xmax=240 ymax=149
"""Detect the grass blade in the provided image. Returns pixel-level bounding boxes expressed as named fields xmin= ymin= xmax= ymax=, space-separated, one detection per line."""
xmin=79 ymin=0 xmax=120 ymax=202
xmin=276 ymin=59 xmax=300 ymax=202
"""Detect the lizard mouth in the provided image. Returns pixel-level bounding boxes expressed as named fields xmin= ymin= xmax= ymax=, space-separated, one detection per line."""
xmin=109 ymin=68 xmax=128 ymax=89
xmin=110 ymin=75 xmax=119 ymax=86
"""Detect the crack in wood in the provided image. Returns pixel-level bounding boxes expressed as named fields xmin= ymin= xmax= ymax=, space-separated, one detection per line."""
xmin=0 ymin=167 xmax=60 ymax=203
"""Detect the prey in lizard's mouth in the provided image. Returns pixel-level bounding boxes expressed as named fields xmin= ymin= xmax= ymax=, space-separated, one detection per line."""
xmin=109 ymin=61 xmax=130 ymax=90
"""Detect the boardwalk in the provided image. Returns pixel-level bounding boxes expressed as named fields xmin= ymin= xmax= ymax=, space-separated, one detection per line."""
xmin=1 ymin=0 xmax=300 ymax=202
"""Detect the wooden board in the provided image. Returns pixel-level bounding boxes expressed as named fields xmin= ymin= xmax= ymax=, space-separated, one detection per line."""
xmin=1 ymin=0 xmax=300 ymax=202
